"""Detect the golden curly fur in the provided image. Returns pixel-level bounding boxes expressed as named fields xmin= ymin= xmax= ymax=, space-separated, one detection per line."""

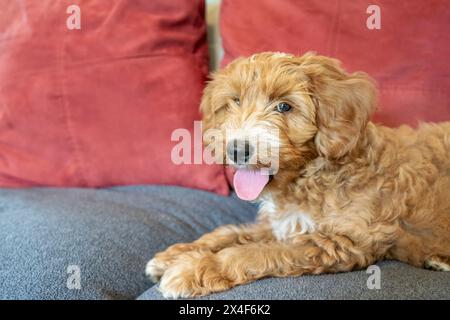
xmin=146 ymin=52 xmax=450 ymax=298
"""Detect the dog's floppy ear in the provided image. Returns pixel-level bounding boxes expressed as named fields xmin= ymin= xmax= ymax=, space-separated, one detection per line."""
xmin=200 ymin=73 xmax=229 ymax=148
xmin=200 ymin=77 xmax=216 ymax=133
xmin=299 ymin=53 xmax=377 ymax=159
xmin=200 ymin=70 xmax=230 ymax=134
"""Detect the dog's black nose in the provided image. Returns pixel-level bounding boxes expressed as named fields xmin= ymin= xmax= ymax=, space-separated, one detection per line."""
xmin=227 ymin=139 xmax=254 ymax=164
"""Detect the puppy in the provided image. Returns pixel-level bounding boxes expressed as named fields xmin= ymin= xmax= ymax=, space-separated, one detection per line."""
xmin=146 ymin=52 xmax=450 ymax=298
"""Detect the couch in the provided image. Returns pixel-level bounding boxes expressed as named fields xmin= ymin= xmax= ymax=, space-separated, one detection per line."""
xmin=1 ymin=185 xmax=449 ymax=299
xmin=1 ymin=0 xmax=449 ymax=300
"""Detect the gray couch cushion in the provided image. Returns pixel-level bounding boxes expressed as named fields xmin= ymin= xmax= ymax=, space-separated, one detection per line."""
xmin=1 ymin=185 xmax=449 ymax=300
xmin=0 ymin=186 xmax=257 ymax=299
xmin=139 ymin=260 xmax=450 ymax=300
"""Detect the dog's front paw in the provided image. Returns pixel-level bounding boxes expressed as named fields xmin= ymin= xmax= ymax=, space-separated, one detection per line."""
xmin=145 ymin=243 xmax=201 ymax=282
xmin=158 ymin=251 xmax=232 ymax=298
xmin=145 ymin=257 xmax=168 ymax=283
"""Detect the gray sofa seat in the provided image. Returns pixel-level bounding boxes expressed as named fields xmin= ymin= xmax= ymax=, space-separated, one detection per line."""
xmin=140 ymin=260 xmax=450 ymax=300
xmin=0 ymin=186 xmax=256 ymax=299
xmin=0 ymin=186 xmax=449 ymax=299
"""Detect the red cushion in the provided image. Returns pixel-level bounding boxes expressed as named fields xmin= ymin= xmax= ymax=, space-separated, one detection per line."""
xmin=221 ymin=0 xmax=450 ymax=127
xmin=0 ymin=0 xmax=229 ymax=194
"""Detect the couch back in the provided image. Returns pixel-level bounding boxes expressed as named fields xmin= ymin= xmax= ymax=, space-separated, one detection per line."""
xmin=206 ymin=0 xmax=450 ymax=127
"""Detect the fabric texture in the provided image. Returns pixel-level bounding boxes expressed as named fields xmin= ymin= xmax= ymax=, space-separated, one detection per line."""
xmin=220 ymin=0 xmax=450 ymax=127
xmin=0 ymin=185 xmax=448 ymax=300
xmin=140 ymin=260 xmax=450 ymax=300
xmin=0 ymin=186 xmax=257 ymax=299
xmin=0 ymin=0 xmax=229 ymax=195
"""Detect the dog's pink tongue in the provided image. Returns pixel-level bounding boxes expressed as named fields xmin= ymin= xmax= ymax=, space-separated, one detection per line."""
xmin=233 ymin=169 xmax=270 ymax=201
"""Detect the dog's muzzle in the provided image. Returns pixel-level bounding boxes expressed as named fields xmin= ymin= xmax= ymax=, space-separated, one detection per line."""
xmin=226 ymin=139 xmax=254 ymax=165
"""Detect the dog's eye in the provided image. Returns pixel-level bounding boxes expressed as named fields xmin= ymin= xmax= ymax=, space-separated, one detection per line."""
xmin=233 ymin=98 xmax=240 ymax=106
xmin=276 ymin=102 xmax=292 ymax=113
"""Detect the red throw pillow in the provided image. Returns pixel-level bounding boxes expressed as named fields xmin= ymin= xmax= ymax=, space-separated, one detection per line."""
xmin=221 ymin=0 xmax=450 ymax=127
xmin=0 ymin=0 xmax=229 ymax=194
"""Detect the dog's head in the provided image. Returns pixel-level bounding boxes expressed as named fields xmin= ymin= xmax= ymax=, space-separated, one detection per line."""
xmin=201 ymin=52 xmax=377 ymax=200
